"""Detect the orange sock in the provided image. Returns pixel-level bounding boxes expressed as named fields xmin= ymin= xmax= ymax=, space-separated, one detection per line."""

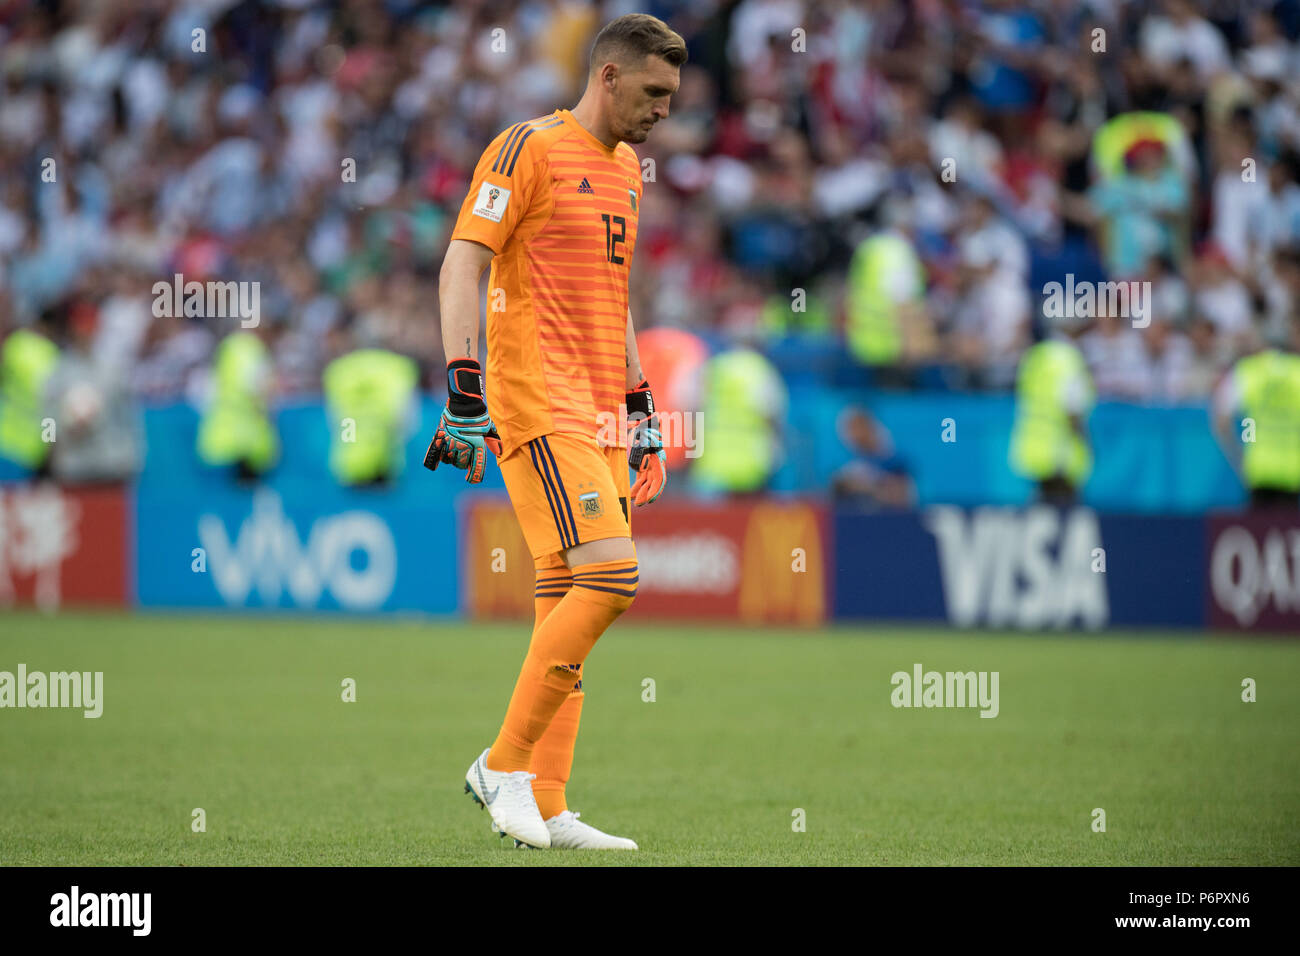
xmin=532 ymin=691 xmax=583 ymax=820
xmin=527 ymin=555 xmax=583 ymax=820
xmin=487 ymin=557 xmax=637 ymax=772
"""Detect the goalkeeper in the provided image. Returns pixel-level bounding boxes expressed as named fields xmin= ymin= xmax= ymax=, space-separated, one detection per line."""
xmin=424 ymin=13 xmax=684 ymax=850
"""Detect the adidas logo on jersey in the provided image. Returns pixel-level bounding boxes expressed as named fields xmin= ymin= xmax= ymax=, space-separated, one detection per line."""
xmin=577 ymin=177 xmax=594 ymax=194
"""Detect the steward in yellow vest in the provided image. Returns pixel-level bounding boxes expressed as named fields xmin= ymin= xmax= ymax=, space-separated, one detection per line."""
xmin=0 ymin=324 xmax=60 ymax=475
xmin=322 ymin=348 xmax=418 ymax=486
xmin=197 ymin=329 xmax=278 ymax=481
xmin=691 ymin=348 xmax=787 ymax=494
xmin=1009 ymin=322 xmax=1095 ymax=505
xmin=1214 ymin=318 xmax=1300 ymax=509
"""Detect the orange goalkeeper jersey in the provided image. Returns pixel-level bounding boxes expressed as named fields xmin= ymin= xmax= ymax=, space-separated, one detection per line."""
xmin=450 ymin=109 xmax=643 ymax=459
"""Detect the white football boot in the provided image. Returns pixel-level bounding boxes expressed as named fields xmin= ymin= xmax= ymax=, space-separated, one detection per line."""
xmin=464 ymin=748 xmax=551 ymax=849
xmin=545 ymin=811 xmax=638 ymax=850
xmin=493 ymin=810 xmax=638 ymax=850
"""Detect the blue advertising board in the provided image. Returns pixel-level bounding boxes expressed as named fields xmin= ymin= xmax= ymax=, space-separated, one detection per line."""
xmin=136 ymin=483 xmax=461 ymax=613
xmin=134 ymin=400 xmax=476 ymax=613
xmin=834 ymin=506 xmax=1206 ymax=629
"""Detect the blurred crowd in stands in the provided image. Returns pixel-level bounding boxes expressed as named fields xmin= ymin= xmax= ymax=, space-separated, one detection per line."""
xmin=2 ymin=0 xmax=1300 ymax=412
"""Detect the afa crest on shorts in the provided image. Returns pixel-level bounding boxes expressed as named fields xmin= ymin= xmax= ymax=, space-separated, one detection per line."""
xmin=579 ymin=490 xmax=604 ymax=518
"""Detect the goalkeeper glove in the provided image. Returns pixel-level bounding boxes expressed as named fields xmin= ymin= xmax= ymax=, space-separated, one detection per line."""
xmin=424 ymin=358 xmax=502 ymax=484
xmin=625 ymin=378 xmax=667 ymax=506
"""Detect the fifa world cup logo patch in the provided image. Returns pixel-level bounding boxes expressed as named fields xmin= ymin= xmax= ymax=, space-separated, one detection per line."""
xmin=579 ymin=490 xmax=603 ymax=518
xmin=472 ymin=182 xmax=510 ymax=222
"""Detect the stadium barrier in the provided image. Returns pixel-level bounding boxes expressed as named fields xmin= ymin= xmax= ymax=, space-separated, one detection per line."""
xmin=784 ymin=387 xmax=1242 ymax=511
xmin=53 ymin=398 xmax=1245 ymax=512
xmin=834 ymin=506 xmax=1298 ymax=634
xmin=0 ymin=483 xmax=128 ymax=609
xmin=135 ymin=482 xmax=459 ymax=613
xmin=6 ymin=473 xmax=1296 ymax=634
xmin=1206 ymin=512 xmax=1300 ymax=631
xmin=461 ymin=496 xmax=829 ymax=625
xmin=1 ymin=401 xmax=1295 ymax=632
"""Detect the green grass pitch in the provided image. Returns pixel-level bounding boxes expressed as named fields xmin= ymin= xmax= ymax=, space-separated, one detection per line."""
xmin=1 ymin=610 xmax=1297 ymax=866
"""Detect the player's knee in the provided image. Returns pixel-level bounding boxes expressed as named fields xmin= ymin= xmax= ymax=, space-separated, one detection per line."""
xmin=603 ymin=572 xmax=637 ymax=615
xmin=570 ymin=558 xmax=638 ymax=615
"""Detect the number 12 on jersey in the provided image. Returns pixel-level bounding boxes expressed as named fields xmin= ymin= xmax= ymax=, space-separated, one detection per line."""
xmin=602 ymin=214 xmax=626 ymax=265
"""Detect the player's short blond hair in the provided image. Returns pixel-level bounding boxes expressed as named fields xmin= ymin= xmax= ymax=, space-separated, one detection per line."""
xmin=589 ymin=14 xmax=687 ymax=74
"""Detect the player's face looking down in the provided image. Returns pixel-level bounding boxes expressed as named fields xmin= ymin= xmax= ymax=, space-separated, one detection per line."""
xmin=606 ymin=54 xmax=679 ymax=144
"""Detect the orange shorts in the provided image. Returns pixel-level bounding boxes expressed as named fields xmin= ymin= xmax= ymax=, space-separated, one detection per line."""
xmin=498 ymin=431 xmax=631 ymax=559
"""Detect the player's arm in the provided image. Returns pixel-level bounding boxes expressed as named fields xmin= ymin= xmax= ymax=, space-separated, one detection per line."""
xmin=625 ymin=308 xmax=644 ymax=389
xmin=624 ymin=309 xmax=666 ymax=506
xmin=426 ymin=123 xmax=539 ymax=482
xmin=440 ymin=239 xmax=494 ymax=362
xmin=425 ymin=237 xmax=502 ymax=482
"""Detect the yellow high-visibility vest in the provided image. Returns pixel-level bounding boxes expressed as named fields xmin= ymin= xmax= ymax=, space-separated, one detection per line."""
xmin=0 ymin=329 xmax=60 ymax=468
xmin=197 ymin=332 xmax=277 ymax=471
xmin=846 ymin=233 xmax=923 ymax=366
xmin=1009 ymin=340 xmax=1094 ymax=484
xmin=1236 ymin=349 xmax=1300 ymax=492
xmin=322 ymin=349 xmax=418 ymax=484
